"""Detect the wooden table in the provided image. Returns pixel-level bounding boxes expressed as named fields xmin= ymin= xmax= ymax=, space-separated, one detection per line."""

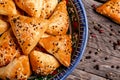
xmin=67 ymin=0 xmax=120 ymax=80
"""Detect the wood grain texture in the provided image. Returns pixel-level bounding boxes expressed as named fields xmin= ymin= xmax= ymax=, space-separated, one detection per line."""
xmin=67 ymin=0 xmax=120 ymax=80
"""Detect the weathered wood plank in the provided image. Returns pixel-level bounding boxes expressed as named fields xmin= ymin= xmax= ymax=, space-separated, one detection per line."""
xmin=67 ymin=0 xmax=120 ymax=80
xmin=66 ymin=69 xmax=107 ymax=80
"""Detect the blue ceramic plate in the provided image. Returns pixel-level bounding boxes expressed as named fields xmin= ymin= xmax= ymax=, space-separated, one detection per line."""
xmin=28 ymin=0 xmax=88 ymax=80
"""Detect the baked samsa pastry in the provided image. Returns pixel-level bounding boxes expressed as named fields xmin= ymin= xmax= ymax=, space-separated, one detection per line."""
xmin=9 ymin=15 xmax=48 ymax=55
xmin=30 ymin=50 xmax=60 ymax=75
xmin=0 ymin=0 xmax=17 ymax=15
xmin=40 ymin=0 xmax=58 ymax=19
xmin=0 ymin=29 xmax=21 ymax=67
xmin=0 ymin=56 xmax=31 ymax=80
xmin=14 ymin=0 xmax=43 ymax=17
xmin=0 ymin=19 xmax=9 ymax=34
xmin=46 ymin=0 xmax=69 ymax=35
xmin=96 ymin=0 xmax=120 ymax=24
xmin=39 ymin=35 xmax=72 ymax=67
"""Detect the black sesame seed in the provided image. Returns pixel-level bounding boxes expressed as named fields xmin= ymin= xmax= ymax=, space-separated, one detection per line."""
xmin=5 ymin=47 xmax=7 ymax=49
xmin=59 ymin=15 xmax=62 ymax=17
xmin=3 ymin=37 xmax=5 ymax=39
xmin=2 ymin=5 xmax=5 ymax=7
xmin=36 ymin=27 xmax=38 ymax=29
xmin=52 ymin=49 xmax=54 ymax=51
xmin=30 ymin=22 xmax=32 ymax=25
xmin=33 ymin=24 xmax=36 ymax=27
xmin=42 ymin=8 xmax=44 ymax=10
xmin=40 ymin=27 xmax=43 ymax=29
xmin=55 ymin=43 xmax=58 ymax=46
xmin=17 ymin=17 xmax=20 ymax=19
xmin=19 ymin=25 xmax=22 ymax=28
xmin=59 ymin=38 xmax=62 ymax=40
xmin=1 ymin=54 xmax=3 ymax=57
xmin=55 ymin=48 xmax=59 ymax=53
xmin=38 ymin=23 xmax=41 ymax=25
xmin=50 ymin=10 xmax=52 ymax=13
xmin=47 ymin=5 xmax=49 ymax=8
xmin=28 ymin=44 xmax=31 ymax=46
xmin=12 ymin=18 xmax=17 ymax=23
xmin=53 ymin=43 xmax=55 ymax=45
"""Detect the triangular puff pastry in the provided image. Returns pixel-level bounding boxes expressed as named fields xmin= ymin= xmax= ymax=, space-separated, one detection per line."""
xmin=30 ymin=50 xmax=60 ymax=75
xmin=0 ymin=29 xmax=21 ymax=67
xmin=96 ymin=0 xmax=120 ymax=24
xmin=14 ymin=0 xmax=43 ymax=17
xmin=9 ymin=15 xmax=48 ymax=55
xmin=40 ymin=0 xmax=58 ymax=19
xmin=0 ymin=0 xmax=17 ymax=15
xmin=39 ymin=35 xmax=72 ymax=67
xmin=46 ymin=0 xmax=69 ymax=35
xmin=0 ymin=56 xmax=31 ymax=80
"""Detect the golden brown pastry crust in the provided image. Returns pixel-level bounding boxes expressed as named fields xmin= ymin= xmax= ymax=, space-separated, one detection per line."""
xmin=14 ymin=0 xmax=43 ymax=17
xmin=0 ymin=19 xmax=9 ymax=34
xmin=41 ymin=33 xmax=50 ymax=38
xmin=30 ymin=50 xmax=60 ymax=75
xmin=0 ymin=0 xmax=17 ymax=15
xmin=39 ymin=35 xmax=72 ymax=67
xmin=0 ymin=56 xmax=31 ymax=80
xmin=9 ymin=15 xmax=48 ymax=55
xmin=0 ymin=29 xmax=21 ymax=67
xmin=46 ymin=0 xmax=69 ymax=35
xmin=40 ymin=0 xmax=58 ymax=19
xmin=96 ymin=0 xmax=120 ymax=24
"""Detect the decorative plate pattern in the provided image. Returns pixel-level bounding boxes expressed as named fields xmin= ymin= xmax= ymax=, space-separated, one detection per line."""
xmin=28 ymin=0 xmax=88 ymax=80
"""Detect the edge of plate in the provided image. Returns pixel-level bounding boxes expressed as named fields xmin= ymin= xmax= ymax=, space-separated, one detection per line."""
xmin=60 ymin=0 xmax=88 ymax=80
